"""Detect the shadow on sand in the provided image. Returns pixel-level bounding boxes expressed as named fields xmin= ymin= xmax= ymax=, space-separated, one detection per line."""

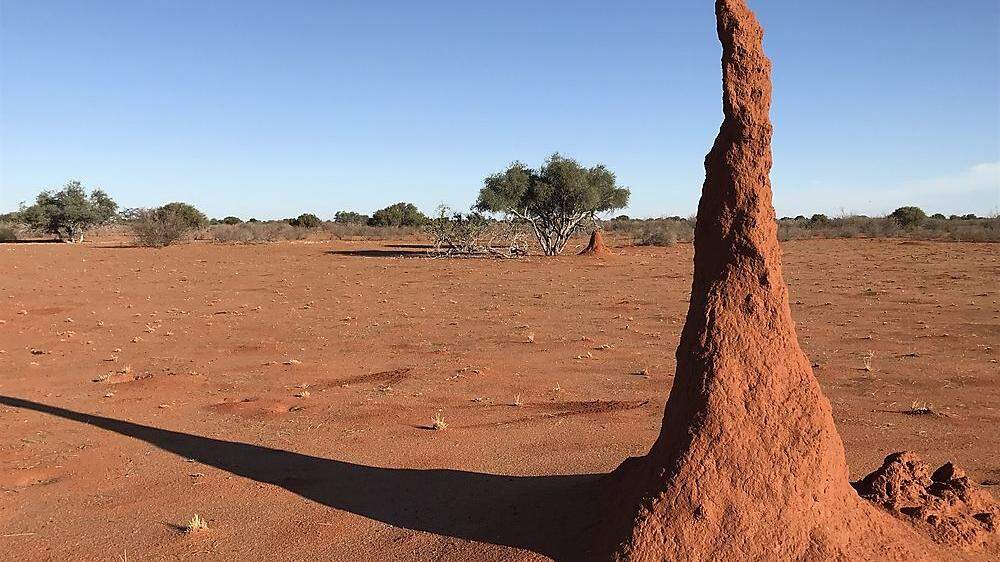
xmin=0 ymin=395 xmax=602 ymax=560
xmin=0 ymin=238 xmax=65 ymax=245
xmin=324 ymin=249 xmax=430 ymax=258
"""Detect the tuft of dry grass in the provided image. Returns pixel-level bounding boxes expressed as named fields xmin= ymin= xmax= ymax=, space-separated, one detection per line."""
xmin=906 ymin=401 xmax=935 ymax=416
xmin=862 ymin=350 xmax=874 ymax=372
xmin=512 ymin=394 xmax=523 ymax=407
xmin=183 ymin=513 xmax=208 ymax=534
xmin=430 ymin=412 xmax=448 ymax=430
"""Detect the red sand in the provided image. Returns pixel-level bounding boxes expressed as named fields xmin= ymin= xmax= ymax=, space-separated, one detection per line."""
xmin=596 ymin=1 xmax=995 ymax=560
xmin=0 ymin=239 xmax=997 ymax=561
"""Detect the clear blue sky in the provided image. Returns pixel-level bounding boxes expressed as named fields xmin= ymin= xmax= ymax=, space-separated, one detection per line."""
xmin=1 ymin=0 xmax=997 ymax=219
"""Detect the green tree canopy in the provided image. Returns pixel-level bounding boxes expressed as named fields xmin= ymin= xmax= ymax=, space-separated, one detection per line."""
xmin=369 ymin=202 xmax=428 ymax=227
xmin=19 ymin=180 xmax=118 ymax=242
xmin=158 ymin=202 xmax=208 ymax=229
xmin=889 ymin=206 xmax=927 ymax=228
xmin=334 ymin=211 xmax=371 ymax=224
xmin=290 ymin=213 xmax=322 ymax=228
xmin=475 ymin=153 xmax=630 ymax=255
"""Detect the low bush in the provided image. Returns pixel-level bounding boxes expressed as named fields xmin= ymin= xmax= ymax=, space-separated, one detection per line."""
xmin=426 ymin=206 xmax=529 ymax=257
xmin=322 ymin=222 xmax=420 ymax=240
xmin=606 ymin=217 xmax=694 ymax=246
xmin=369 ymin=202 xmax=428 ymax=227
xmin=776 ymin=214 xmax=998 ymax=242
xmin=210 ymin=221 xmax=309 ymax=243
xmin=288 ymin=213 xmax=322 ymax=228
xmin=128 ymin=207 xmax=197 ymax=247
xmin=889 ymin=206 xmax=927 ymax=228
xmin=334 ymin=211 xmax=370 ymax=224
xmin=0 ymin=222 xmax=17 ymax=241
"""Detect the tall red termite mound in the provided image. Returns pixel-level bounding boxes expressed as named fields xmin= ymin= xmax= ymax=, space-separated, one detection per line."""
xmin=578 ymin=229 xmax=611 ymax=256
xmin=594 ymin=1 xmax=994 ymax=560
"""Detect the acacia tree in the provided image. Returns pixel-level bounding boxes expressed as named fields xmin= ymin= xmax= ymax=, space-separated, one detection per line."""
xmin=20 ymin=180 xmax=118 ymax=242
xmin=334 ymin=211 xmax=370 ymax=224
xmin=890 ymin=206 xmax=926 ymax=228
xmin=158 ymin=202 xmax=208 ymax=229
xmin=369 ymin=202 xmax=428 ymax=227
xmin=475 ymin=153 xmax=629 ymax=255
xmin=288 ymin=213 xmax=322 ymax=228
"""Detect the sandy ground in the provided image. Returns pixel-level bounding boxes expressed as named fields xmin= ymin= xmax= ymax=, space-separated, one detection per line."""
xmin=0 ymin=238 xmax=997 ymax=561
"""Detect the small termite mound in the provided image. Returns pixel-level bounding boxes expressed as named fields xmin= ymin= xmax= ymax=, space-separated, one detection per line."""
xmin=578 ymin=229 xmax=611 ymax=257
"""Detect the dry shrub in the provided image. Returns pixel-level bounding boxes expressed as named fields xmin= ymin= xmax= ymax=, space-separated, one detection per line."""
xmin=322 ymin=221 xmax=420 ymax=240
xmin=427 ymin=207 xmax=529 ymax=257
xmin=776 ymin=215 xmax=998 ymax=242
xmin=638 ymin=225 xmax=677 ymax=246
xmin=607 ymin=215 xmax=996 ymax=243
xmin=605 ymin=217 xmax=694 ymax=246
xmin=609 ymin=219 xmax=694 ymax=246
xmin=0 ymin=222 xmax=18 ymax=241
xmin=210 ymin=221 xmax=309 ymax=243
xmin=129 ymin=208 xmax=192 ymax=247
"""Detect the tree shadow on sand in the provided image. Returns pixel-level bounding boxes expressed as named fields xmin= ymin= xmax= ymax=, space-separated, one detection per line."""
xmin=324 ymin=249 xmax=430 ymax=258
xmin=0 ymin=396 xmax=602 ymax=561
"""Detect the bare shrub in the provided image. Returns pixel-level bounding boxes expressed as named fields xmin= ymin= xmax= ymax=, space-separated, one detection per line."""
xmin=427 ymin=206 xmax=529 ymax=257
xmin=774 ymin=214 xmax=998 ymax=242
xmin=322 ymin=221 xmax=419 ymax=240
xmin=605 ymin=217 xmax=693 ymax=246
xmin=128 ymin=208 xmax=194 ymax=247
xmin=638 ymin=224 xmax=678 ymax=246
xmin=211 ymin=223 xmax=253 ymax=243
xmin=210 ymin=221 xmax=310 ymax=243
xmin=639 ymin=220 xmax=693 ymax=246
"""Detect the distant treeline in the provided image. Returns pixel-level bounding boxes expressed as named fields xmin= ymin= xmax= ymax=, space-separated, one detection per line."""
xmin=1 ymin=182 xmax=996 ymax=246
xmin=605 ymin=208 xmax=999 ymax=245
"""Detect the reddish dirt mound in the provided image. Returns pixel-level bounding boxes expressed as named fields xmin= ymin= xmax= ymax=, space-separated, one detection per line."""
xmin=855 ymin=452 xmax=999 ymax=549
xmin=594 ymin=1 xmax=973 ymax=560
xmin=578 ymin=230 xmax=611 ymax=256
